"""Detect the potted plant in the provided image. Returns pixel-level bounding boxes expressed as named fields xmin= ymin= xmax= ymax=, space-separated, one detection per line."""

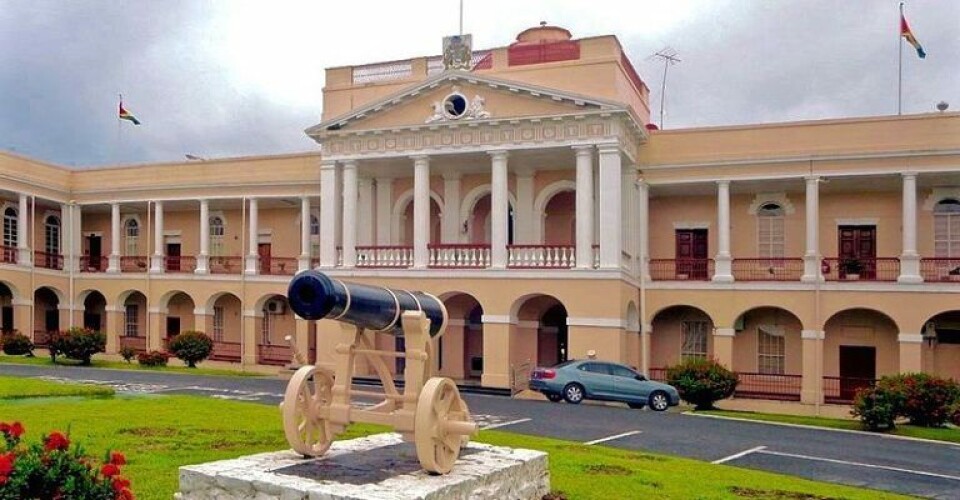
xmin=840 ymin=258 xmax=864 ymax=280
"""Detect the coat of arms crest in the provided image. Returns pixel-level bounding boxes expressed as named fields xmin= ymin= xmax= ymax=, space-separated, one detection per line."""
xmin=442 ymin=34 xmax=473 ymax=71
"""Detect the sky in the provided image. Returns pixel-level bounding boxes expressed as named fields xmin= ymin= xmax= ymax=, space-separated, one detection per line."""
xmin=0 ymin=0 xmax=956 ymax=168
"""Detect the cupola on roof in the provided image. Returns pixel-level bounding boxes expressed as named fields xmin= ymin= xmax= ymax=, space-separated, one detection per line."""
xmin=514 ymin=22 xmax=573 ymax=44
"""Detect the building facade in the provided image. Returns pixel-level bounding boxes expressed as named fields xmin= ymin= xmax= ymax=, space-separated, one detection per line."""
xmin=1 ymin=24 xmax=958 ymax=405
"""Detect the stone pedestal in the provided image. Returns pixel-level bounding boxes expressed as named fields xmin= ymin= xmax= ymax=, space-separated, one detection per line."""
xmin=177 ymin=433 xmax=549 ymax=500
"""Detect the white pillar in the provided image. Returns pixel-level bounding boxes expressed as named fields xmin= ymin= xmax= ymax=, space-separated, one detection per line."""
xmin=597 ymin=144 xmax=622 ymax=269
xmin=442 ymin=173 xmax=462 ymax=243
xmin=899 ymin=173 xmax=922 ymax=283
xmin=149 ymin=201 xmax=164 ymax=273
xmin=490 ymin=150 xmax=509 ymax=268
xmin=574 ymin=145 xmax=594 ymax=269
xmin=195 ymin=199 xmax=210 ymax=274
xmin=319 ymin=161 xmax=338 ymax=268
xmin=341 ymin=160 xmax=358 ymax=268
xmin=639 ymin=181 xmax=651 ymax=281
xmin=298 ymin=196 xmax=311 ymax=272
xmin=71 ymin=204 xmax=82 ymax=272
xmin=17 ymin=194 xmax=30 ymax=265
xmin=244 ymin=198 xmax=259 ymax=275
xmin=107 ymin=202 xmax=121 ymax=273
xmin=412 ymin=156 xmax=431 ymax=268
xmin=60 ymin=203 xmax=75 ymax=272
xmin=801 ymin=176 xmax=821 ymax=282
xmin=358 ymin=177 xmax=374 ymax=246
xmin=376 ymin=178 xmax=393 ymax=245
xmin=713 ymin=180 xmax=734 ymax=282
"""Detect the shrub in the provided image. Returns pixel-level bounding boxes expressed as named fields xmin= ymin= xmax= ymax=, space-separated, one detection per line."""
xmin=118 ymin=346 xmax=137 ymax=364
xmin=881 ymin=373 xmax=960 ymax=427
xmin=1 ymin=332 xmax=33 ymax=356
xmin=851 ymin=385 xmax=902 ymax=431
xmin=137 ymin=350 xmax=169 ymax=367
xmin=167 ymin=331 xmax=214 ymax=368
xmin=49 ymin=328 xmax=106 ymax=365
xmin=0 ymin=421 xmax=134 ymax=499
xmin=948 ymin=402 xmax=960 ymax=427
xmin=665 ymin=358 xmax=738 ymax=410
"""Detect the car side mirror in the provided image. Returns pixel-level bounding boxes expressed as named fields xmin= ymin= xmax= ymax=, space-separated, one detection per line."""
xmin=635 ymin=374 xmax=646 ymax=381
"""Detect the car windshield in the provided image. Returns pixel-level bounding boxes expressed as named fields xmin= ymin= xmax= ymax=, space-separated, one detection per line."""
xmin=552 ymin=360 xmax=577 ymax=369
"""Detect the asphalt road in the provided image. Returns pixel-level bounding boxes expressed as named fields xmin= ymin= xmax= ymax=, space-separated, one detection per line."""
xmin=1 ymin=363 xmax=958 ymax=499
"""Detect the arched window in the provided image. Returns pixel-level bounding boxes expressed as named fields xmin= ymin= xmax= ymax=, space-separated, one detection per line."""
xmin=209 ymin=216 xmax=225 ymax=256
xmin=124 ymin=219 xmax=139 ymax=256
xmin=934 ymin=199 xmax=960 ymax=257
xmin=3 ymin=207 xmax=17 ymax=249
xmin=757 ymin=202 xmax=785 ymax=258
xmin=45 ymin=215 xmax=60 ymax=255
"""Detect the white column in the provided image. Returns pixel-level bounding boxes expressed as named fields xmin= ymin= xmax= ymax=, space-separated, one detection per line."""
xmin=357 ymin=178 xmax=374 ymax=246
xmin=597 ymin=144 xmax=622 ymax=269
xmin=574 ymin=145 xmax=594 ymax=269
xmin=244 ymin=198 xmax=259 ymax=275
xmin=801 ymin=176 xmax=821 ymax=282
xmin=713 ymin=180 xmax=734 ymax=282
xmin=149 ymin=201 xmax=164 ymax=273
xmin=195 ymin=199 xmax=210 ymax=274
xmin=639 ymin=181 xmax=651 ymax=281
xmin=107 ymin=202 xmax=121 ymax=273
xmin=17 ymin=194 xmax=30 ymax=265
xmin=298 ymin=196 xmax=311 ymax=272
xmin=515 ymin=170 xmax=535 ymax=244
xmin=899 ymin=173 xmax=922 ymax=283
xmin=60 ymin=203 xmax=75 ymax=272
xmin=341 ymin=160 xmax=358 ymax=268
xmin=71 ymin=204 xmax=82 ymax=272
xmin=442 ymin=173 xmax=462 ymax=243
xmin=412 ymin=155 xmax=431 ymax=268
xmin=319 ymin=161 xmax=338 ymax=268
xmin=376 ymin=178 xmax=393 ymax=245
xmin=490 ymin=150 xmax=509 ymax=268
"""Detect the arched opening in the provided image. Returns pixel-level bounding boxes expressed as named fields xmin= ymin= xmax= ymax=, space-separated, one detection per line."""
xmin=649 ymin=305 xmax=715 ymax=380
xmin=514 ymin=295 xmax=568 ymax=368
xmin=258 ymin=294 xmax=293 ymax=366
xmin=0 ymin=282 xmax=14 ymax=333
xmin=731 ymin=307 xmax=804 ymax=401
xmin=823 ymin=308 xmax=899 ymax=403
xmin=207 ymin=293 xmax=242 ymax=362
xmin=757 ymin=202 xmax=785 ymax=258
xmin=401 ymin=197 xmax=442 ymax=245
xmin=45 ymin=215 xmax=60 ymax=256
xmin=543 ymin=191 xmax=575 ymax=246
xmin=82 ymin=291 xmax=107 ymax=332
xmin=120 ymin=291 xmax=147 ymax=352
xmin=3 ymin=207 xmax=18 ymax=259
xmin=209 ymin=216 xmax=225 ymax=256
xmin=163 ymin=292 xmax=196 ymax=342
xmin=466 ymin=193 xmax=515 ymax=245
xmin=33 ymin=287 xmax=61 ymax=347
xmin=439 ymin=293 xmax=484 ymax=380
xmin=934 ymin=198 xmax=960 ymax=258
xmin=920 ymin=311 xmax=960 ymax=381
xmin=123 ymin=218 xmax=140 ymax=256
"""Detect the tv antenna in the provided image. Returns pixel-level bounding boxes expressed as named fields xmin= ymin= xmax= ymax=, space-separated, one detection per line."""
xmin=648 ymin=47 xmax=681 ymax=129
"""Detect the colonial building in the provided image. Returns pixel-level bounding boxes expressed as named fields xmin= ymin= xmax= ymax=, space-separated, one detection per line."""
xmin=1 ymin=24 xmax=958 ymax=406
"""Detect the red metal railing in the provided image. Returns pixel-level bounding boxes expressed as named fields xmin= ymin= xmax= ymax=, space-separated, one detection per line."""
xmin=80 ymin=256 xmax=107 ymax=272
xmin=734 ymin=372 xmax=802 ymax=401
xmin=649 ymin=259 xmax=714 ymax=281
xmin=429 ymin=244 xmax=491 ymax=268
xmin=34 ymin=251 xmax=63 ymax=270
xmin=118 ymin=336 xmax=147 ymax=353
xmin=164 ymin=256 xmax=196 ymax=273
xmin=207 ymin=256 xmax=242 ymax=275
xmin=920 ymin=258 xmax=960 ymax=283
xmin=823 ymin=376 xmax=876 ymax=404
xmin=257 ymin=344 xmax=291 ymax=366
xmin=120 ymin=256 xmax=149 ymax=272
xmin=261 ymin=257 xmax=297 ymax=276
xmin=209 ymin=341 xmax=242 ymax=362
xmin=648 ymin=367 xmax=668 ymax=382
xmin=0 ymin=245 xmax=16 ymax=264
xmin=732 ymin=258 xmax=803 ymax=281
xmin=507 ymin=245 xmax=575 ymax=269
xmin=356 ymin=246 xmax=413 ymax=268
xmin=821 ymin=258 xmax=899 ymax=282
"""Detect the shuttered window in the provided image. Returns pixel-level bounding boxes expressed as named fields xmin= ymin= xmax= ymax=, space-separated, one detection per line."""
xmin=757 ymin=325 xmax=785 ymax=374
xmin=934 ymin=199 xmax=960 ymax=257
xmin=757 ymin=203 xmax=785 ymax=258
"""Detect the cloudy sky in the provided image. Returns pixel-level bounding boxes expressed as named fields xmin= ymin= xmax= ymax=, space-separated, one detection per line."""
xmin=1 ymin=0 xmax=956 ymax=167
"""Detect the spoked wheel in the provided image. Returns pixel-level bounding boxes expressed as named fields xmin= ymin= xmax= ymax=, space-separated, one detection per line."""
xmin=415 ymin=377 xmax=478 ymax=474
xmin=282 ymin=365 xmax=335 ymax=457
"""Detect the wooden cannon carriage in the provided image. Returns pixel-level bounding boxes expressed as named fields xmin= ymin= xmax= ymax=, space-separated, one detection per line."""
xmin=281 ymin=271 xmax=478 ymax=474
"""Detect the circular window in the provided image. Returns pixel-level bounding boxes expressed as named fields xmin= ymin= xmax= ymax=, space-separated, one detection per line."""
xmin=442 ymin=93 xmax=468 ymax=119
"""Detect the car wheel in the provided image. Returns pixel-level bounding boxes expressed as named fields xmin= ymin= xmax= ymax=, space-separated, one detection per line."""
xmin=648 ymin=391 xmax=670 ymax=412
xmin=562 ymin=383 xmax=585 ymax=404
xmin=547 ymin=393 xmax=563 ymax=403
xmin=627 ymin=402 xmax=644 ymax=409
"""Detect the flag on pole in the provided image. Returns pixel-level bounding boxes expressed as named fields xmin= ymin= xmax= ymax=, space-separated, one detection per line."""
xmin=118 ymin=100 xmax=141 ymax=125
xmin=900 ymin=12 xmax=926 ymax=59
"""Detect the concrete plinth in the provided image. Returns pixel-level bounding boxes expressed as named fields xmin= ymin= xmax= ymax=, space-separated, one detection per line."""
xmin=177 ymin=433 xmax=550 ymax=500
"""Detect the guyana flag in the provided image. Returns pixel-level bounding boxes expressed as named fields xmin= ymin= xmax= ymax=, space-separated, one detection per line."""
xmin=118 ymin=100 xmax=141 ymax=125
xmin=900 ymin=13 xmax=926 ymax=59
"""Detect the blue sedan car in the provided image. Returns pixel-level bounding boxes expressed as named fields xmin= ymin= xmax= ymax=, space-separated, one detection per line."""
xmin=529 ymin=360 xmax=680 ymax=411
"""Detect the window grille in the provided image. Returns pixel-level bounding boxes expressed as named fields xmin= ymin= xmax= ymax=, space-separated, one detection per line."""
xmin=680 ymin=320 xmax=708 ymax=361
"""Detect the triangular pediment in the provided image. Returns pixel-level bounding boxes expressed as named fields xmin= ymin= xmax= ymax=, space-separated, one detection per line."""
xmin=306 ymin=72 xmax=626 ymax=138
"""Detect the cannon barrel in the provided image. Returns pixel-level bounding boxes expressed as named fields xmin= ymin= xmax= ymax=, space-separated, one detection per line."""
xmin=286 ymin=270 xmax=447 ymax=337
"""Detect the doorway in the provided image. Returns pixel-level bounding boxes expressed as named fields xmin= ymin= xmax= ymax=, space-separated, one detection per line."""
xmin=86 ymin=235 xmax=102 ymax=270
xmin=675 ymin=229 xmax=708 ymax=279
xmin=838 ymin=226 xmax=876 ymax=279
xmin=83 ymin=313 xmax=101 ymax=332
xmin=1 ymin=306 xmax=12 ymax=332
xmin=258 ymin=243 xmax=272 ymax=274
xmin=839 ymin=345 xmax=876 ymax=401
xmin=166 ymin=317 xmax=181 ymax=339
xmin=165 ymin=243 xmax=181 ymax=272
xmin=44 ymin=309 xmax=59 ymax=333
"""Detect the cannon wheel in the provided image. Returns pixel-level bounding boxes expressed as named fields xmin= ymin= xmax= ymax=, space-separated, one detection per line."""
xmin=415 ymin=377 xmax=471 ymax=474
xmin=282 ymin=365 xmax=334 ymax=457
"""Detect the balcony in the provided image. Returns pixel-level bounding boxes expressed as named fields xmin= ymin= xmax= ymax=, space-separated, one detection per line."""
xmin=261 ymin=257 xmax=297 ymax=276
xmin=507 ymin=245 xmax=576 ymax=269
xmin=732 ymin=258 xmax=804 ymax=281
xmin=429 ymin=244 xmax=490 ymax=268
xmin=0 ymin=245 xmax=15 ymax=264
xmin=34 ymin=251 xmax=63 ymax=270
xmin=356 ymin=246 xmax=413 ymax=268
xmin=821 ymin=258 xmax=899 ymax=282
xmin=649 ymin=259 xmax=714 ymax=281
xmin=80 ymin=256 xmax=107 ymax=273
xmin=164 ymin=256 xmax=197 ymax=273
xmin=920 ymin=258 xmax=960 ymax=283
xmin=120 ymin=256 xmax=149 ymax=272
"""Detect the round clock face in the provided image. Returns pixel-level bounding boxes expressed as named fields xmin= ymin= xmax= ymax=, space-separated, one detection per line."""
xmin=442 ymin=93 xmax=468 ymax=119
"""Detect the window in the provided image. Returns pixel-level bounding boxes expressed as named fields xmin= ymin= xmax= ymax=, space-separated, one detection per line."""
xmin=681 ymin=321 xmax=708 ymax=361
xmin=124 ymin=304 xmax=138 ymax=337
xmin=757 ymin=203 xmax=785 ymax=258
xmin=3 ymin=207 xmax=17 ymax=248
xmin=45 ymin=216 xmax=60 ymax=255
xmin=209 ymin=216 xmax=225 ymax=257
xmin=213 ymin=305 xmax=224 ymax=342
xmin=310 ymin=215 xmax=320 ymax=257
xmin=310 ymin=215 xmax=319 ymax=236
xmin=578 ymin=363 xmax=611 ymax=375
xmin=124 ymin=219 xmax=139 ymax=256
xmin=757 ymin=325 xmax=785 ymax=374
xmin=934 ymin=199 xmax=960 ymax=258
xmin=261 ymin=313 xmax=271 ymax=345
xmin=609 ymin=364 xmax=638 ymax=379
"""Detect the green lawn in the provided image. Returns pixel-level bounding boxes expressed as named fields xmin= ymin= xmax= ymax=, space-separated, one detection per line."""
xmin=0 ymin=375 xmax=114 ymax=399
xmin=0 ymin=353 xmax=264 ymax=378
xmin=702 ymin=409 xmax=960 ymax=444
xmin=0 ymin=386 xmax=911 ymax=500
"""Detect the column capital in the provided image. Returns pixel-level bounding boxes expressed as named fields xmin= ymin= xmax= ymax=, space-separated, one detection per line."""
xmin=716 ymin=179 xmax=731 ymax=187
xmin=713 ymin=327 xmax=736 ymax=337
xmin=320 ymin=159 xmax=337 ymax=170
xmin=897 ymin=333 xmax=923 ymax=344
xmin=514 ymin=167 xmax=535 ymax=178
xmin=803 ymin=175 xmax=820 ymax=182
xmin=901 ymin=172 xmax=918 ymax=180
xmin=801 ymin=329 xmax=825 ymax=340
xmin=487 ymin=149 xmax=509 ymax=160
xmin=442 ymin=172 xmax=463 ymax=181
xmin=342 ymin=159 xmax=358 ymax=170
xmin=572 ymin=144 xmax=594 ymax=155
xmin=410 ymin=154 xmax=430 ymax=164
xmin=596 ymin=142 xmax=620 ymax=155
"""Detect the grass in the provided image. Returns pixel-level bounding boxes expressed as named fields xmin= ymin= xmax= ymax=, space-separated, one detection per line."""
xmin=0 ymin=388 xmax=910 ymax=500
xmin=0 ymin=353 xmax=265 ymax=378
xmin=702 ymin=409 xmax=960 ymax=444
xmin=0 ymin=375 xmax=114 ymax=399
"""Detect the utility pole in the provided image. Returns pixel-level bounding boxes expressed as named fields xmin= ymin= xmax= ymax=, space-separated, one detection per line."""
xmin=649 ymin=47 xmax=681 ymax=129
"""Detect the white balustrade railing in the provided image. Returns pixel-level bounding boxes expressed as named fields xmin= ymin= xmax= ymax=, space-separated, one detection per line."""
xmin=356 ymin=246 xmax=413 ymax=268
xmin=351 ymin=61 xmax=413 ymax=84
xmin=428 ymin=245 xmax=490 ymax=268
xmin=507 ymin=245 xmax=576 ymax=269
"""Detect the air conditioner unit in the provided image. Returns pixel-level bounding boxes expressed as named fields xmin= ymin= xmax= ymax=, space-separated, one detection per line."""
xmin=266 ymin=300 xmax=286 ymax=315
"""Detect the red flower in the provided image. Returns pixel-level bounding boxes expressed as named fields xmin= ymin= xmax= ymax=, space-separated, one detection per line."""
xmin=101 ymin=463 xmax=120 ymax=477
xmin=109 ymin=451 xmax=127 ymax=466
xmin=44 ymin=431 xmax=70 ymax=452
xmin=112 ymin=476 xmax=131 ymax=492
xmin=9 ymin=422 xmax=23 ymax=438
xmin=0 ymin=423 xmax=9 ymax=435
xmin=117 ymin=488 xmax=135 ymax=500
xmin=0 ymin=452 xmax=14 ymax=477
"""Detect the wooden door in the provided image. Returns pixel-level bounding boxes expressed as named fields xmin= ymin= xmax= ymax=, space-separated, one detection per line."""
xmin=165 ymin=243 xmax=181 ymax=272
xmin=675 ymin=229 xmax=708 ymax=279
xmin=838 ymin=226 xmax=876 ymax=279
xmin=839 ymin=346 xmax=876 ymax=401
xmin=258 ymin=243 xmax=272 ymax=274
xmin=87 ymin=235 xmax=102 ymax=270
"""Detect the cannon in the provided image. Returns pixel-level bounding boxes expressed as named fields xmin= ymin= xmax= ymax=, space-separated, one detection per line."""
xmin=281 ymin=271 xmax=478 ymax=474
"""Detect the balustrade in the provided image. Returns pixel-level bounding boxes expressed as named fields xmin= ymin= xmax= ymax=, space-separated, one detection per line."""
xmin=649 ymin=259 xmax=714 ymax=281
xmin=920 ymin=258 xmax=960 ymax=282
xmin=34 ymin=251 xmax=63 ymax=270
xmin=507 ymin=245 xmax=575 ymax=269
xmin=120 ymin=256 xmax=149 ymax=272
xmin=80 ymin=256 xmax=108 ymax=273
xmin=429 ymin=244 xmax=490 ymax=268
xmin=732 ymin=258 xmax=804 ymax=281
xmin=821 ymin=258 xmax=899 ymax=282
xmin=0 ymin=245 xmax=15 ymax=264
xmin=355 ymin=246 xmax=414 ymax=268
xmin=207 ymin=256 xmax=242 ymax=275
xmin=164 ymin=255 xmax=197 ymax=273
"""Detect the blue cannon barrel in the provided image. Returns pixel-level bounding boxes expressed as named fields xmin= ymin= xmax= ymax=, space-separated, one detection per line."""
xmin=286 ymin=270 xmax=447 ymax=337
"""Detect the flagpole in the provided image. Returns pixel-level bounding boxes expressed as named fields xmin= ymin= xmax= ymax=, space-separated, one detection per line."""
xmin=898 ymin=2 xmax=904 ymax=115
xmin=117 ymin=93 xmax=123 ymax=163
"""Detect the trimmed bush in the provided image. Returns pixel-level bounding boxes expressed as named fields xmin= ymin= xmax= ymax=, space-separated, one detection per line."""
xmin=852 ymin=386 xmax=902 ymax=431
xmin=949 ymin=402 xmax=960 ymax=427
xmin=118 ymin=346 xmax=137 ymax=364
xmin=49 ymin=328 xmax=106 ymax=366
xmin=851 ymin=373 xmax=960 ymax=430
xmin=665 ymin=358 xmax=738 ymax=410
xmin=167 ymin=331 xmax=214 ymax=368
xmin=1 ymin=332 xmax=33 ymax=356
xmin=137 ymin=350 xmax=169 ymax=367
